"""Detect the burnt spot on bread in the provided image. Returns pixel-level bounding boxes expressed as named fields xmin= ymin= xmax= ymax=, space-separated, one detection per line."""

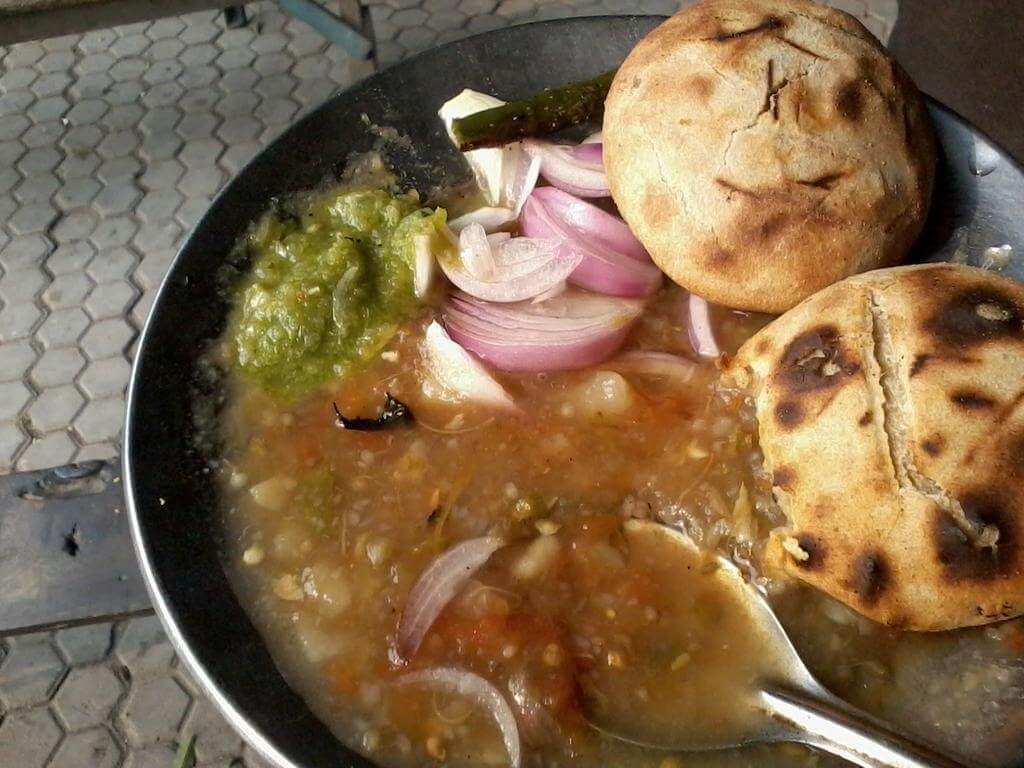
xmin=950 ymin=389 xmax=997 ymax=411
xmin=849 ymin=551 xmax=889 ymax=605
xmin=924 ymin=286 xmax=1024 ymax=349
xmin=933 ymin=489 xmax=1017 ymax=582
xmin=794 ymin=533 xmax=826 ymax=570
xmin=910 ymin=353 xmax=931 ymax=377
xmin=773 ymin=465 xmax=796 ymax=490
xmin=776 ymin=325 xmax=859 ymax=394
xmin=797 ymin=172 xmax=846 ymax=191
xmin=835 ymin=81 xmax=864 ymax=122
xmin=703 ymin=245 xmax=736 ymax=269
xmin=775 ymin=400 xmax=804 ymax=428
xmin=685 ymin=75 xmax=715 ymax=101
xmin=921 ymin=434 xmax=945 ymax=456
xmin=858 ymin=411 xmax=872 ymax=427
xmin=1000 ymin=430 xmax=1024 ymax=479
xmin=754 ymin=337 xmax=771 ymax=356
xmin=641 ymin=189 xmax=673 ymax=228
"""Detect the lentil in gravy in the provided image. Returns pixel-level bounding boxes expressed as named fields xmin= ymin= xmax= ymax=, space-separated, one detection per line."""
xmin=213 ymin=184 xmax=1024 ymax=768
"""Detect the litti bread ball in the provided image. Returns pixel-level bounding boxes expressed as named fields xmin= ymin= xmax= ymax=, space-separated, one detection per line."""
xmin=726 ymin=264 xmax=1024 ymax=631
xmin=603 ymin=0 xmax=936 ymax=313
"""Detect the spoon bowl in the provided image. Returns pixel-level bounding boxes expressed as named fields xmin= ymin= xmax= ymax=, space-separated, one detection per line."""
xmin=585 ymin=521 xmax=969 ymax=768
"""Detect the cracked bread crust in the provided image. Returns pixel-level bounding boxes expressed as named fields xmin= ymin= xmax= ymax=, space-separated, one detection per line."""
xmin=728 ymin=264 xmax=1024 ymax=630
xmin=603 ymin=0 xmax=935 ymax=313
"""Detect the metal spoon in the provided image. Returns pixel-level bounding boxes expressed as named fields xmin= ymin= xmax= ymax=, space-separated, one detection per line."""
xmin=586 ymin=521 xmax=969 ymax=768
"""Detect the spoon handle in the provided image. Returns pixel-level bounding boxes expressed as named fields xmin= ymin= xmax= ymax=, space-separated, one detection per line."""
xmin=761 ymin=686 xmax=969 ymax=768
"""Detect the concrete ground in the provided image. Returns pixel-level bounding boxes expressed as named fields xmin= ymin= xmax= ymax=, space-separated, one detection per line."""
xmin=0 ymin=0 xmax=898 ymax=765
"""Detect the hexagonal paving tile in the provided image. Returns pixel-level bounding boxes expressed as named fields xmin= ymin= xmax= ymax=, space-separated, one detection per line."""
xmin=103 ymin=103 xmax=146 ymax=132
xmin=120 ymin=676 xmax=191 ymax=747
xmin=94 ymin=182 xmax=143 ymax=217
xmin=186 ymin=699 xmax=244 ymax=762
xmin=43 ymin=272 xmax=94 ymax=311
xmin=175 ymin=197 xmax=211 ymax=231
xmin=73 ymin=396 xmax=126 ymax=444
xmin=48 ymin=727 xmax=122 ymax=768
xmin=30 ymin=346 xmax=86 ymax=388
xmin=176 ymin=111 xmax=219 ymax=141
xmin=25 ymin=384 xmax=85 ymax=433
xmin=54 ymin=624 xmax=113 ymax=667
xmin=133 ymin=250 xmax=176 ymax=291
xmin=64 ymin=98 xmax=108 ymax=126
xmin=36 ymin=307 xmax=91 ymax=349
xmin=57 ymin=150 xmax=102 ymax=179
xmin=122 ymin=744 xmax=178 ymax=768
xmin=46 ymin=240 xmax=95 ymax=275
xmin=0 ymin=380 xmax=33 ymax=421
xmin=0 ymin=266 xmax=48 ymax=304
xmin=55 ymin=176 xmax=102 ymax=210
xmin=114 ymin=616 xmax=176 ymax=678
xmin=179 ymin=137 xmax=223 ymax=168
xmin=78 ymin=356 xmax=132 ymax=399
xmin=0 ymin=707 xmax=64 ymax=768
xmin=0 ymin=302 xmax=42 ymax=341
xmin=0 ymin=420 xmax=28 ymax=469
xmin=0 ymin=635 xmax=66 ymax=709
xmin=51 ymin=208 xmax=99 ymax=241
xmin=1 ymin=233 xmax=51 ymax=271
xmin=133 ymin=220 xmax=183 ymax=253
xmin=87 ymin=247 xmax=139 ymax=283
xmin=138 ymin=159 xmax=185 ymax=191
xmin=139 ymin=105 xmax=182 ymax=135
xmin=0 ymin=339 xmax=38 ymax=382
xmin=97 ymin=156 xmax=143 ymax=183
xmin=13 ymin=173 xmax=61 ymax=211
xmin=90 ymin=216 xmax=139 ymax=250
xmin=17 ymin=431 xmax=78 ymax=470
xmin=0 ymin=113 xmax=30 ymax=141
xmin=74 ymin=441 xmax=119 ymax=462
xmin=21 ymin=120 xmax=65 ymax=149
xmin=97 ymin=129 xmax=141 ymax=160
xmin=81 ymin=317 xmax=135 ymax=360
xmin=69 ymin=72 xmax=113 ymax=100
xmin=53 ymin=665 xmax=125 ymax=730
xmin=140 ymin=130 xmax=184 ymax=163
xmin=8 ymin=201 xmax=59 ymax=235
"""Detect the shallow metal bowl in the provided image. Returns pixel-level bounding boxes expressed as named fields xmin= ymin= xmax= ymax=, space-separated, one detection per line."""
xmin=124 ymin=16 xmax=1024 ymax=768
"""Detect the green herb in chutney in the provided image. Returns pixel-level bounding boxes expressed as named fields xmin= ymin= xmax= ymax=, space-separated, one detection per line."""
xmin=227 ymin=187 xmax=449 ymax=399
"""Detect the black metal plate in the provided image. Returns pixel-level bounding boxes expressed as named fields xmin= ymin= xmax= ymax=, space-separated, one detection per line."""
xmin=124 ymin=15 xmax=1024 ymax=768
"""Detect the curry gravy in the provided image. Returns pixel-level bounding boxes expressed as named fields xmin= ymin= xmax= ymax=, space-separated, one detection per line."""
xmin=214 ymin=279 xmax=1024 ymax=767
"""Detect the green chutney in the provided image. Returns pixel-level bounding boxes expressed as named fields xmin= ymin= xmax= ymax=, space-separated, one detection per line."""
xmin=227 ymin=187 xmax=448 ymax=399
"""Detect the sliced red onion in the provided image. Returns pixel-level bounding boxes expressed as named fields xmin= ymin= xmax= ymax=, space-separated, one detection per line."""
xmin=524 ymin=139 xmax=609 ymax=198
xmin=439 ymin=223 xmax=582 ymax=303
xmin=421 ymin=321 xmax=517 ymax=410
xmin=612 ymin=351 xmax=697 ymax=383
xmin=394 ymin=667 xmax=521 ymax=768
xmin=413 ymin=235 xmax=433 ymax=299
xmin=529 ymin=281 xmax=566 ymax=304
xmin=398 ymin=536 xmax=505 ymax=660
xmin=520 ymin=191 xmax=661 ymax=298
xmin=528 ymin=186 xmax=648 ymax=261
xmin=448 ymin=206 xmax=517 ymax=234
xmin=443 ymin=289 xmax=643 ymax=372
xmin=687 ymin=294 xmax=721 ymax=358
